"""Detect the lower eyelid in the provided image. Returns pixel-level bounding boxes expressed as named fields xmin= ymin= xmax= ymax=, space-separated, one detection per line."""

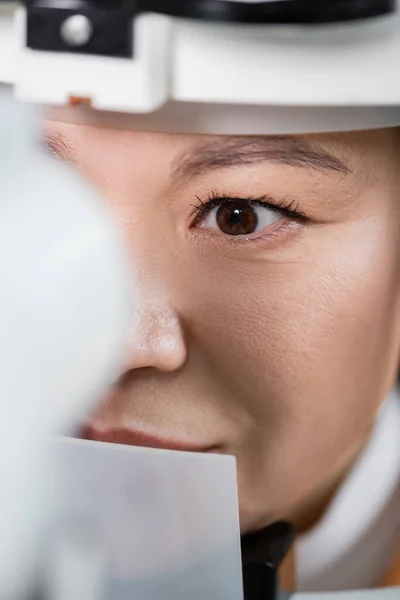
xmin=195 ymin=217 xmax=301 ymax=247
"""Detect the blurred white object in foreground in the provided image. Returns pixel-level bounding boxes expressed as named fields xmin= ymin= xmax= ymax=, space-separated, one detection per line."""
xmin=0 ymin=89 xmax=131 ymax=600
xmin=0 ymin=89 xmax=244 ymax=600
xmin=44 ymin=438 xmax=243 ymax=600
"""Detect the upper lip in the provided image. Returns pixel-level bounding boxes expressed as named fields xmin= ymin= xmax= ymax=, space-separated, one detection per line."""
xmin=79 ymin=424 xmax=214 ymax=453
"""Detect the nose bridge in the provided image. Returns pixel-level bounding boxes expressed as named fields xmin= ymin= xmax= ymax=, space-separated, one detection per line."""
xmin=132 ymin=274 xmax=178 ymax=339
xmin=125 ymin=253 xmax=187 ymax=373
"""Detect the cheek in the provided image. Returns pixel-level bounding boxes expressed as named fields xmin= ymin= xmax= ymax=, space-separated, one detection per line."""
xmin=191 ymin=223 xmax=399 ymax=410
xmin=183 ymin=218 xmax=400 ymax=515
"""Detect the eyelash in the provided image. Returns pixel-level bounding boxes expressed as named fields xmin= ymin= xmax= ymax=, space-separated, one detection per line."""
xmin=190 ymin=190 xmax=307 ymax=226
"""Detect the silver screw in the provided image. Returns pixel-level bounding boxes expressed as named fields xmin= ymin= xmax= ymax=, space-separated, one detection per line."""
xmin=60 ymin=15 xmax=93 ymax=48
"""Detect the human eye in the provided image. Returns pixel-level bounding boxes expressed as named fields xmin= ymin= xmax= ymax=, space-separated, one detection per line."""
xmin=190 ymin=191 xmax=307 ymax=241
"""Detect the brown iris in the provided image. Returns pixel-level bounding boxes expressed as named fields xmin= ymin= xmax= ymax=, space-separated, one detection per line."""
xmin=216 ymin=201 xmax=258 ymax=236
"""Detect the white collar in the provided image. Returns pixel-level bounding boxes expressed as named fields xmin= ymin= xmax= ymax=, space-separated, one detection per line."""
xmin=297 ymin=389 xmax=400 ymax=592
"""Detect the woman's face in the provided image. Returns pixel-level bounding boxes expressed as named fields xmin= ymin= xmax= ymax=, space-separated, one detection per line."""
xmin=44 ymin=121 xmax=400 ymax=533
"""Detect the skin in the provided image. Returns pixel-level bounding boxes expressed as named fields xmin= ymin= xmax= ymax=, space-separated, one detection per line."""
xmin=43 ymin=120 xmax=400 ymax=535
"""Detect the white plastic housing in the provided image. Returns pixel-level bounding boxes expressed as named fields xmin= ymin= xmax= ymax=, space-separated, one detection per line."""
xmin=9 ymin=6 xmax=400 ymax=108
xmin=2 ymin=3 xmax=400 ymax=132
xmin=14 ymin=8 xmax=172 ymax=114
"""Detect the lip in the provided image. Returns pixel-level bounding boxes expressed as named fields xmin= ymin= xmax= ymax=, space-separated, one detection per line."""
xmin=79 ymin=425 xmax=214 ymax=453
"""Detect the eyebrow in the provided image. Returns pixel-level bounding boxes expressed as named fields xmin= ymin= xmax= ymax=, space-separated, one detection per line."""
xmin=43 ymin=131 xmax=351 ymax=177
xmin=173 ymin=136 xmax=351 ymax=178
xmin=42 ymin=132 xmax=76 ymax=162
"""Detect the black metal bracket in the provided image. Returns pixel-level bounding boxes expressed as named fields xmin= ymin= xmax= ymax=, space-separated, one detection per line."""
xmin=139 ymin=0 xmax=396 ymax=24
xmin=25 ymin=0 xmax=134 ymax=58
xmin=241 ymin=521 xmax=295 ymax=600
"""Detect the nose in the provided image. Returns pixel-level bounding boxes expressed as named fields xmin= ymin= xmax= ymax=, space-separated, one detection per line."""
xmin=123 ymin=300 xmax=187 ymax=373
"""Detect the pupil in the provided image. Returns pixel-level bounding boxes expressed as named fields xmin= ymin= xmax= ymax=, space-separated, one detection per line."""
xmin=216 ymin=201 xmax=258 ymax=236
